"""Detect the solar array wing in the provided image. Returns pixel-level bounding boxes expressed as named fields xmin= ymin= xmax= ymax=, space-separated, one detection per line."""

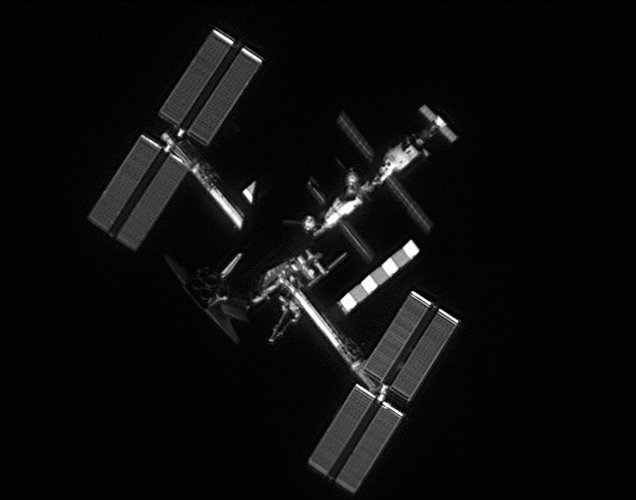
xmin=188 ymin=47 xmax=262 ymax=146
xmin=390 ymin=307 xmax=459 ymax=402
xmin=364 ymin=290 xmax=460 ymax=403
xmin=89 ymin=135 xmax=187 ymax=250
xmin=306 ymin=177 xmax=327 ymax=205
xmin=418 ymin=104 xmax=438 ymax=123
xmin=335 ymin=402 xmax=403 ymax=494
xmin=338 ymin=220 xmax=374 ymax=264
xmin=419 ymin=104 xmax=458 ymax=143
xmin=89 ymin=135 xmax=161 ymax=234
xmin=309 ymin=385 xmax=376 ymax=477
xmin=336 ymin=112 xmax=375 ymax=163
xmin=159 ymin=30 xmax=234 ymax=129
xmin=160 ymin=29 xmax=263 ymax=147
xmin=363 ymin=291 xmax=433 ymax=385
xmin=309 ymin=385 xmax=403 ymax=494
xmin=384 ymin=176 xmax=434 ymax=234
xmin=116 ymin=153 xmax=188 ymax=250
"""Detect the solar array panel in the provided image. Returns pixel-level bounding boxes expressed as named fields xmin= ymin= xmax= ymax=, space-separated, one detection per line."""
xmin=306 ymin=177 xmax=327 ymax=205
xmin=159 ymin=30 xmax=234 ymax=129
xmin=188 ymin=47 xmax=262 ymax=146
xmin=89 ymin=135 xmax=187 ymax=250
xmin=335 ymin=402 xmax=402 ymax=494
xmin=390 ymin=307 xmax=459 ymax=402
xmin=365 ymin=290 xmax=459 ymax=403
xmin=309 ymin=385 xmax=376 ymax=477
xmin=159 ymin=29 xmax=262 ymax=147
xmin=385 ymin=176 xmax=434 ymax=234
xmin=419 ymin=104 xmax=458 ymax=143
xmin=309 ymin=385 xmax=403 ymax=494
xmin=363 ymin=292 xmax=433 ymax=385
xmin=338 ymin=220 xmax=374 ymax=264
xmin=89 ymin=135 xmax=162 ymax=234
xmin=336 ymin=112 xmax=374 ymax=163
xmin=116 ymin=153 xmax=188 ymax=250
xmin=418 ymin=104 xmax=438 ymax=123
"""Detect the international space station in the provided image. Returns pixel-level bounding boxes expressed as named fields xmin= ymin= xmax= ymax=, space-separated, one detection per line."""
xmin=88 ymin=26 xmax=461 ymax=494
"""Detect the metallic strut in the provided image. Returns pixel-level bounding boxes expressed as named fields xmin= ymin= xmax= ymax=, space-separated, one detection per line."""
xmin=279 ymin=279 xmax=364 ymax=379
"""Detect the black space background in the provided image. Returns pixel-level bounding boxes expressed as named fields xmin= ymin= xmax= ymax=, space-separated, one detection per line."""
xmin=7 ymin=2 xmax=632 ymax=498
